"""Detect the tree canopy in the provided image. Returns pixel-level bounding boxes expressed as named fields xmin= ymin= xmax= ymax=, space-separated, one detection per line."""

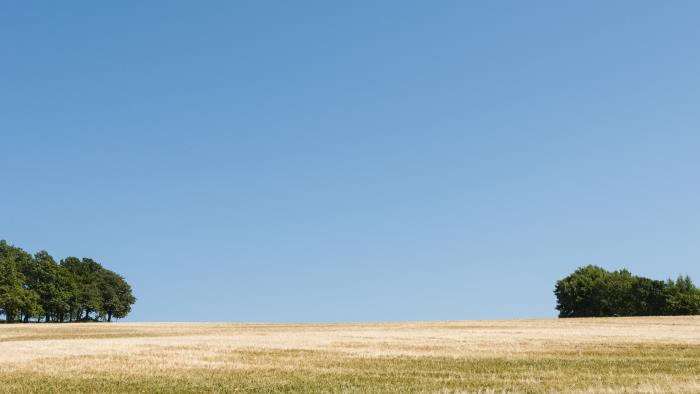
xmin=555 ymin=265 xmax=700 ymax=318
xmin=0 ymin=240 xmax=135 ymax=323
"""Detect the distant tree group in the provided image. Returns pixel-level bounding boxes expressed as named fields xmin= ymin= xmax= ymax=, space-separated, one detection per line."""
xmin=555 ymin=265 xmax=700 ymax=318
xmin=0 ymin=240 xmax=135 ymax=323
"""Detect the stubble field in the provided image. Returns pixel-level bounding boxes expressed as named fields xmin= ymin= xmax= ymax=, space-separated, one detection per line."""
xmin=1 ymin=317 xmax=699 ymax=393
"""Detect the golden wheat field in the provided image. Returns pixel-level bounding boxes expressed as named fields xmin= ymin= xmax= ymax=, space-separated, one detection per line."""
xmin=1 ymin=317 xmax=699 ymax=393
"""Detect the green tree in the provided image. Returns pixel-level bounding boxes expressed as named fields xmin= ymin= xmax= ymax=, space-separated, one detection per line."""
xmin=0 ymin=262 xmax=27 ymax=323
xmin=555 ymin=266 xmax=700 ymax=317
xmin=0 ymin=241 xmax=41 ymax=323
xmin=19 ymin=289 xmax=43 ymax=323
xmin=54 ymin=265 xmax=79 ymax=322
xmin=98 ymin=269 xmax=136 ymax=322
xmin=631 ymin=277 xmax=667 ymax=316
xmin=600 ymin=269 xmax=636 ymax=316
xmin=18 ymin=251 xmax=73 ymax=322
xmin=60 ymin=257 xmax=103 ymax=321
xmin=665 ymin=276 xmax=700 ymax=315
xmin=554 ymin=265 xmax=609 ymax=317
xmin=2 ymin=240 xmax=135 ymax=323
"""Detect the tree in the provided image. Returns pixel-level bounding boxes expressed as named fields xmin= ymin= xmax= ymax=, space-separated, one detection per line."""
xmin=600 ymin=269 xmax=636 ymax=316
xmin=631 ymin=277 xmax=666 ymax=316
xmin=54 ymin=266 xmax=79 ymax=322
xmin=554 ymin=265 xmax=609 ymax=317
xmin=665 ymin=276 xmax=700 ymax=315
xmin=0 ymin=241 xmax=41 ymax=323
xmin=555 ymin=266 xmax=700 ymax=317
xmin=98 ymin=269 xmax=136 ymax=322
xmin=0 ymin=263 xmax=28 ymax=323
xmin=19 ymin=289 xmax=43 ymax=323
xmin=1 ymin=240 xmax=135 ymax=323
xmin=19 ymin=251 xmax=73 ymax=322
xmin=61 ymin=257 xmax=103 ymax=321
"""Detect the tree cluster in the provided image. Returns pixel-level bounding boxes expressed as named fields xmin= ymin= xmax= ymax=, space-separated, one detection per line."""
xmin=0 ymin=240 xmax=135 ymax=323
xmin=555 ymin=265 xmax=700 ymax=318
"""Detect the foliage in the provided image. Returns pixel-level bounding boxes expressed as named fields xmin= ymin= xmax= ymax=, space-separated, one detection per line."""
xmin=0 ymin=240 xmax=135 ymax=323
xmin=555 ymin=265 xmax=700 ymax=317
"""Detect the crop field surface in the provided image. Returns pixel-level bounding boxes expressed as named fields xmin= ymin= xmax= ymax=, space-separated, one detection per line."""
xmin=1 ymin=317 xmax=699 ymax=393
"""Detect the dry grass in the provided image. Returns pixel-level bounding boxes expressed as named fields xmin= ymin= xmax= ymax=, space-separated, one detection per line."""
xmin=1 ymin=317 xmax=699 ymax=393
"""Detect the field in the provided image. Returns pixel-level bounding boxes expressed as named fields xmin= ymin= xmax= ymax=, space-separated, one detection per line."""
xmin=1 ymin=317 xmax=699 ymax=393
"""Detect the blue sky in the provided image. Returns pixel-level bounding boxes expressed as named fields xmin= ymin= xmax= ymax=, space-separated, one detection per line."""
xmin=2 ymin=1 xmax=699 ymax=322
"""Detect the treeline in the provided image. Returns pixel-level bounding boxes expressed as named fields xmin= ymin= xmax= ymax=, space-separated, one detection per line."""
xmin=555 ymin=265 xmax=700 ymax=318
xmin=0 ymin=240 xmax=135 ymax=323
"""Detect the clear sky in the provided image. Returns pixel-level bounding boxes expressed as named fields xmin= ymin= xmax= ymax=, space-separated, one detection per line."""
xmin=2 ymin=2 xmax=699 ymax=322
